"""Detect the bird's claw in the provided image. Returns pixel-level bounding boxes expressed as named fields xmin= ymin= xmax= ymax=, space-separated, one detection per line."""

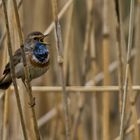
xmin=28 ymin=97 xmax=36 ymax=107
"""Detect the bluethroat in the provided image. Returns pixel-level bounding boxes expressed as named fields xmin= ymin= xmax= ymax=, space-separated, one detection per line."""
xmin=0 ymin=31 xmax=50 ymax=89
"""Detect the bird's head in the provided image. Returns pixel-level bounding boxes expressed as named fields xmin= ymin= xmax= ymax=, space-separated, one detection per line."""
xmin=24 ymin=31 xmax=49 ymax=49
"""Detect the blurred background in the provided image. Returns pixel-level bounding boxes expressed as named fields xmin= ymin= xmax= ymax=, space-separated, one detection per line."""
xmin=0 ymin=0 xmax=140 ymax=140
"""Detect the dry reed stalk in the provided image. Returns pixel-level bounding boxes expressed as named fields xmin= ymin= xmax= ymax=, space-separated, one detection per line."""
xmin=0 ymin=96 xmax=3 ymax=140
xmin=115 ymin=0 xmax=124 ymax=114
xmin=102 ymin=0 xmax=111 ymax=139
xmin=0 ymin=0 xmax=23 ymax=9
xmin=1 ymin=37 xmax=9 ymax=140
xmin=82 ymin=0 xmax=93 ymax=79
xmin=0 ymin=33 xmax=6 ymax=49
xmin=62 ymin=4 xmax=80 ymax=139
xmin=68 ymin=12 xmax=83 ymax=139
xmin=71 ymin=96 xmax=85 ymax=140
xmin=38 ymin=102 xmax=140 ymax=138
xmin=2 ymin=90 xmax=9 ymax=140
xmin=132 ymin=1 xmax=140 ymax=104
xmin=128 ymin=73 xmax=139 ymax=140
xmin=75 ymin=1 xmax=94 ymax=139
xmin=12 ymin=0 xmax=41 ymax=139
xmin=130 ymin=7 xmax=140 ymax=140
xmin=115 ymin=3 xmax=129 ymax=122
xmin=0 ymin=0 xmax=22 ymax=48
xmin=63 ymin=3 xmax=73 ymax=79
xmin=102 ymin=37 xmax=110 ymax=140
xmin=84 ymin=1 xmax=98 ymax=139
xmin=117 ymin=0 xmax=127 ymax=60
xmin=1 ymin=0 xmax=28 ymax=139
xmin=129 ymin=5 xmax=140 ymax=139
xmin=9 ymin=85 xmax=140 ymax=92
xmin=92 ymin=93 xmax=98 ymax=140
xmin=130 ymin=105 xmax=140 ymax=139
xmin=90 ymin=21 xmax=98 ymax=140
xmin=119 ymin=0 xmax=135 ymax=139
xmin=51 ymin=0 xmax=70 ymax=139
xmin=9 ymin=2 xmax=33 ymax=138
xmin=44 ymin=0 xmax=73 ymax=35
xmin=91 ymin=93 xmax=98 ymax=140
xmin=115 ymin=117 xmax=140 ymax=140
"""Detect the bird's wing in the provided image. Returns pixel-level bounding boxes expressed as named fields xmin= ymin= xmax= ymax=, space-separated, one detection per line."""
xmin=3 ymin=48 xmax=22 ymax=74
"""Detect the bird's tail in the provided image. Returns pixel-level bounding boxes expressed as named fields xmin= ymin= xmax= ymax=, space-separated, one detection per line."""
xmin=0 ymin=74 xmax=12 ymax=90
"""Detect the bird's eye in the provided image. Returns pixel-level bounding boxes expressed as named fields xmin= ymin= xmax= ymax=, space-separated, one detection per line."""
xmin=34 ymin=37 xmax=38 ymax=40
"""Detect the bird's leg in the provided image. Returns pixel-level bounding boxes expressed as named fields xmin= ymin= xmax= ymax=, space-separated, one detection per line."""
xmin=29 ymin=97 xmax=36 ymax=107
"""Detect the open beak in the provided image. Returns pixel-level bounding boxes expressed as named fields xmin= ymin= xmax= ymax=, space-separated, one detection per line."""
xmin=40 ymin=34 xmax=50 ymax=45
xmin=41 ymin=34 xmax=49 ymax=39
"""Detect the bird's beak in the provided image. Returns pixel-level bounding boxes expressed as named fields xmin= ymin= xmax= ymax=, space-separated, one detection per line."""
xmin=41 ymin=34 xmax=49 ymax=39
xmin=40 ymin=34 xmax=50 ymax=45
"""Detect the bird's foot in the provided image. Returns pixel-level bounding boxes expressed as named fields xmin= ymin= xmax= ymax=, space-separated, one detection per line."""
xmin=28 ymin=97 xmax=36 ymax=107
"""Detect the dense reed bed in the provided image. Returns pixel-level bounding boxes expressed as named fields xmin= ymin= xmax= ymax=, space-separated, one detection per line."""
xmin=0 ymin=0 xmax=139 ymax=140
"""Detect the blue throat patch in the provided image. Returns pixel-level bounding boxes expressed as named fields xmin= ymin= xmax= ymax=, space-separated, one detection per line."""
xmin=33 ymin=42 xmax=49 ymax=62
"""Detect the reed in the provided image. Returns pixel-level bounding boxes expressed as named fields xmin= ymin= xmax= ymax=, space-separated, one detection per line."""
xmin=0 ymin=0 xmax=139 ymax=139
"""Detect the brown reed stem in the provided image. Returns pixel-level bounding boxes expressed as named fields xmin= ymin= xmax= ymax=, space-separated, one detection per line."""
xmin=51 ymin=0 xmax=70 ymax=139
xmin=132 ymin=0 xmax=140 ymax=106
xmin=90 ymin=23 xmax=98 ymax=140
xmin=102 ymin=36 xmax=110 ymax=140
xmin=1 ymin=0 xmax=28 ymax=140
xmin=2 ymin=35 xmax=8 ymax=140
xmin=0 ymin=0 xmax=23 ymax=47
xmin=119 ymin=0 xmax=135 ymax=139
xmin=2 ymin=91 xmax=9 ymax=140
xmin=115 ymin=117 xmax=140 ymax=140
xmin=128 ymin=8 xmax=140 ymax=139
xmin=128 ymin=72 xmax=139 ymax=140
xmin=44 ymin=0 xmax=73 ymax=35
xmin=115 ymin=0 xmax=124 ymax=115
xmin=102 ymin=0 xmax=111 ymax=139
xmin=72 ymin=96 xmax=85 ymax=140
xmin=12 ymin=0 xmax=41 ymax=139
xmin=63 ymin=3 xmax=73 ymax=79
xmin=8 ymin=85 xmax=140 ymax=93
xmin=83 ymin=0 xmax=93 ymax=79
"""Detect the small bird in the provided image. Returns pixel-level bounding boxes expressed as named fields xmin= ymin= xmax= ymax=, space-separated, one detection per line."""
xmin=0 ymin=31 xmax=50 ymax=90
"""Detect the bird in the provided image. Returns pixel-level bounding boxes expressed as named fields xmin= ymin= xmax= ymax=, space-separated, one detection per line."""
xmin=0 ymin=31 xmax=50 ymax=90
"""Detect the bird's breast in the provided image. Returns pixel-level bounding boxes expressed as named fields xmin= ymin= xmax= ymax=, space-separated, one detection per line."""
xmin=23 ymin=53 xmax=50 ymax=80
xmin=29 ymin=53 xmax=50 ymax=68
xmin=28 ymin=62 xmax=49 ymax=80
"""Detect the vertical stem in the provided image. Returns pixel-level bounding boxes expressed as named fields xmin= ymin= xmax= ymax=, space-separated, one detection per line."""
xmin=1 ymin=0 xmax=28 ymax=140
xmin=129 ymin=73 xmax=140 ymax=140
xmin=51 ymin=0 xmax=70 ymax=140
xmin=115 ymin=0 xmax=124 ymax=114
xmin=12 ymin=0 xmax=41 ymax=140
xmin=2 ymin=36 xmax=9 ymax=140
xmin=102 ymin=36 xmax=110 ymax=140
xmin=119 ymin=0 xmax=135 ymax=139
xmin=102 ymin=0 xmax=110 ymax=139
xmin=63 ymin=3 xmax=73 ymax=79
xmin=83 ymin=0 xmax=93 ymax=80
xmin=2 ymin=91 xmax=9 ymax=140
xmin=90 ymin=25 xmax=98 ymax=140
